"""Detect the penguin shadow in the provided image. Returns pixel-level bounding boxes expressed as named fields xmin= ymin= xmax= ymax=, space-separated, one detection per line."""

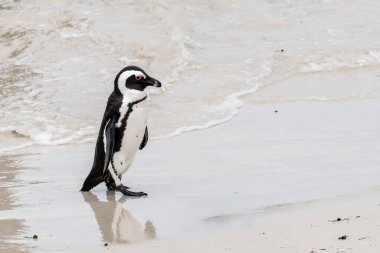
xmin=81 ymin=191 xmax=156 ymax=244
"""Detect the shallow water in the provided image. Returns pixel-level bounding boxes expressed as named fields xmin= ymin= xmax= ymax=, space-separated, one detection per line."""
xmin=1 ymin=0 xmax=380 ymax=153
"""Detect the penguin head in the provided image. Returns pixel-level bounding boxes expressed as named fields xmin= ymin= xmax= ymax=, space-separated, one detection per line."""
xmin=114 ymin=66 xmax=161 ymax=94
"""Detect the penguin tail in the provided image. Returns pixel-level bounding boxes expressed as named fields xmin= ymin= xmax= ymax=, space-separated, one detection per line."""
xmin=80 ymin=176 xmax=104 ymax=192
xmin=80 ymin=183 xmax=91 ymax=192
xmin=80 ymin=181 xmax=92 ymax=192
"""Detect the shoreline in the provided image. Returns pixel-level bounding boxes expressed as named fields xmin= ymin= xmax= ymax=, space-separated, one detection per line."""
xmin=1 ymin=95 xmax=380 ymax=252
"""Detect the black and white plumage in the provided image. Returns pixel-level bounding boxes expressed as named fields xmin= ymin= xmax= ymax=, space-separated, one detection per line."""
xmin=81 ymin=66 xmax=161 ymax=197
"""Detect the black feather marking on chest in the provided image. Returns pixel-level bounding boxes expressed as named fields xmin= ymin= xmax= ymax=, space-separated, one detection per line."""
xmin=114 ymin=95 xmax=147 ymax=152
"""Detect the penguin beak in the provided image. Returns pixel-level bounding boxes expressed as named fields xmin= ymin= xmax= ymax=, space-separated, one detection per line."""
xmin=153 ymin=79 xmax=162 ymax=88
xmin=145 ymin=76 xmax=161 ymax=88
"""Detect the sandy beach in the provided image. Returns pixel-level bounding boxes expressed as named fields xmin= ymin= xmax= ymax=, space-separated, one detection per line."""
xmin=85 ymin=191 xmax=380 ymax=253
xmin=1 ymin=1 xmax=380 ymax=252
xmin=1 ymin=66 xmax=380 ymax=252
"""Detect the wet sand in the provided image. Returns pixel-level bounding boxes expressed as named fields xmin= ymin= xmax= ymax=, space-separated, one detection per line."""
xmin=0 ymin=157 xmax=28 ymax=253
xmin=87 ymin=190 xmax=380 ymax=253
xmin=1 ymin=69 xmax=380 ymax=252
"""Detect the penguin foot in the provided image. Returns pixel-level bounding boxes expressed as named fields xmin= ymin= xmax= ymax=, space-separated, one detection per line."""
xmin=105 ymin=181 xmax=117 ymax=191
xmin=105 ymin=181 xmax=130 ymax=191
xmin=117 ymin=184 xmax=147 ymax=197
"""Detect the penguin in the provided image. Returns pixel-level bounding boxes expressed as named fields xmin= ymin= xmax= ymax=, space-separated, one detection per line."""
xmin=81 ymin=66 xmax=161 ymax=197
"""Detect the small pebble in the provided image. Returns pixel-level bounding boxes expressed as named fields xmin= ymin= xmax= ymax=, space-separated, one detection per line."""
xmin=33 ymin=235 xmax=38 ymax=240
xmin=338 ymin=235 xmax=348 ymax=240
xmin=330 ymin=217 xmax=349 ymax=222
xmin=104 ymin=242 xmax=108 ymax=246
xmin=274 ymin=110 xmax=278 ymax=113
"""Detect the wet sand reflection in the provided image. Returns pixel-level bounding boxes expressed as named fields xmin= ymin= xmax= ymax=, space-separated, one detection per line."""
xmin=82 ymin=192 xmax=156 ymax=244
xmin=0 ymin=155 xmax=28 ymax=252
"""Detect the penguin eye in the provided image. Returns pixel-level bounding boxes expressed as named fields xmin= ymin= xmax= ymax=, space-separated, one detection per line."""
xmin=134 ymin=73 xmax=145 ymax=81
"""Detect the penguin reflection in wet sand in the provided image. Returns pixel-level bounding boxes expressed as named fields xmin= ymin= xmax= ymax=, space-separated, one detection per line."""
xmin=81 ymin=66 xmax=161 ymax=197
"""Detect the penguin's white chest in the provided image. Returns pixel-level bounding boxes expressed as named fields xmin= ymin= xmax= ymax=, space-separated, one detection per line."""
xmin=113 ymin=99 xmax=147 ymax=174
xmin=120 ymin=101 xmax=147 ymax=155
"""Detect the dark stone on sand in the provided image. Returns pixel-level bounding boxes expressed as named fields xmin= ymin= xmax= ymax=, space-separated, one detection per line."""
xmin=330 ymin=217 xmax=349 ymax=222
xmin=104 ymin=243 xmax=108 ymax=246
xmin=33 ymin=235 xmax=38 ymax=240
xmin=274 ymin=110 xmax=278 ymax=113
xmin=338 ymin=235 xmax=348 ymax=240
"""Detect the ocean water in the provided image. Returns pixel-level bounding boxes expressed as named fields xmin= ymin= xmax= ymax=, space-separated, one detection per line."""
xmin=1 ymin=0 xmax=380 ymax=153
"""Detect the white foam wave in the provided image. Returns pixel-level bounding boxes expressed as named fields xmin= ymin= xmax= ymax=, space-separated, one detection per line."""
xmin=154 ymin=86 xmax=259 ymax=140
xmin=300 ymin=50 xmax=380 ymax=73
xmin=154 ymin=64 xmax=272 ymax=139
xmin=0 ymin=142 xmax=35 ymax=154
xmin=253 ymin=95 xmax=380 ymax=104
xmin=135 ymin=1 xmax=194 ymax=93
xmin=369 ymin=50 xmax=380 ymax=63
xmin=0 ymin=126 xmax=97 ymax=154
xmin=154 ymin=113 xmax=240 ymax=140
xmin=60 ymin=30 xmax=95 ymax=39
xmin=30 ymin=126 xmax=96 ymax=146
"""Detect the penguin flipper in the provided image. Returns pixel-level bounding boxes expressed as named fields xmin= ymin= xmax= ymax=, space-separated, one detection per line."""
xmin=81 ymin=92 xmax=122 ymax=192
xmin=139 ymin=127 xmax=148 ymax=150
xmin=103 ymin=116 xmax=117 ymax=174
xmin=80 ymin=116 xmax=117 ymax=192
